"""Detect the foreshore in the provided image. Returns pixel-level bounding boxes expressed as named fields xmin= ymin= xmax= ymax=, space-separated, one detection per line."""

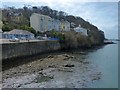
xmin=2 ymin=40 xmax=115 ymax=88
xmin=2 ymin=51 xmax=101 ymax=88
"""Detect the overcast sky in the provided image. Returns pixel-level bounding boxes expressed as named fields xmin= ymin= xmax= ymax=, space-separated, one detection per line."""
xmin=1 ymin=0 xmax=119 ymax=39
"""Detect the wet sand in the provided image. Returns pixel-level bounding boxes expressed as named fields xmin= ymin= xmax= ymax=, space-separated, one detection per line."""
xmin=2 ymin=52 xmax=101 ymax=88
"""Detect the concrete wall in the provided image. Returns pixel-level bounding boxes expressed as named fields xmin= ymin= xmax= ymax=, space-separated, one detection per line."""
xmin=1 ymin=40 xmax=61 ymax=60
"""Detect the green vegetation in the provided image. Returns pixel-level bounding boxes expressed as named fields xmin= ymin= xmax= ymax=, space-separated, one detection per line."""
xmin=19 ymin=25 xmax=37 ymax=35
xmin=2 ymin=24 xmax=11 ymax=32
xmin=45 ymin=30 xmax=103 ymax=49
xmin=1 ymin=5 xmax=105 ymax=47
xmin=50 ymin=30 xmax=65 ymax=41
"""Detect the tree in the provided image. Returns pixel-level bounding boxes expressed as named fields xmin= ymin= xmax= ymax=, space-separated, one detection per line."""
xmin=2 ymin=24 xmax=12 ymax=32
xmin=19 ymin=25 xmax=37 ymax=36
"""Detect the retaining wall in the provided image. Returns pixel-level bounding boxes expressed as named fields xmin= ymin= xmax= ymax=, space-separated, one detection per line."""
xmin=1 ymin=40 xmax=61 ymax=60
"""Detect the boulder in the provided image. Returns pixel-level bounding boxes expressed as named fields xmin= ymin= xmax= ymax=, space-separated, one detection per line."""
xmin=64 ymin=64 xmax=75 ymax=67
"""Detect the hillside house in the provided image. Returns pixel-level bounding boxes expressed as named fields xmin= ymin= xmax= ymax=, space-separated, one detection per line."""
xmin=30 ymin=13 xmax=53 ymax=32
xmin=60 ymin=20 xmax=70 ymax=31
xmin=0 ymin=29 xmax=3 ymax=39
xmin=30 ymin=13 xmax=70 ymax=32
xmin=74 ymin=25 xmax=88 ymax=36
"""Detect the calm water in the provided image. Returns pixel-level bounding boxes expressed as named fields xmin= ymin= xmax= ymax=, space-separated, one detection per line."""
xmin=86 ymin=42 xmax=118 ymax=88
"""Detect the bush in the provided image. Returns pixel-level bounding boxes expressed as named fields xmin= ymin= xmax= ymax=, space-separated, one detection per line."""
xmin=20 ymin=25 xmax=37 ymax=36
xmin=2 ymin=24 xmax=12 ymax=32
xmin=49 ymin=30 xmax=65 ymax=41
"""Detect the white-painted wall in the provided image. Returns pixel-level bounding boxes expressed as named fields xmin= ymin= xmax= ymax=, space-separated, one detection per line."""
xmin=0 ymin=29 xmax=3 ymax=38
xmin=74 ymin=26 xmax=88 ymax=36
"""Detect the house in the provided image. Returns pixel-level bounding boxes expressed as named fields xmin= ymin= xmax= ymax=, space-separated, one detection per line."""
xmin=0 ymin=29 xmax=3 ymax=39
xmin=53 ymin=19 xmax=70 ymax=31
xmin=52 ymin=19 xmax=61 ymax=31
xmin=60 ymin=20 xmax=70 ymax=31
xmin=3 ymin=29 xmax=34 ymax=39
xmin=64 ymin=21 xmax=70 ymax=31
xmin=30 ymin=13 xmax=53 ymax=32
xmin=30 ymin=13 xmax=70 ymax=32
xmin=74 ymin=25 xmax=88 ymax=36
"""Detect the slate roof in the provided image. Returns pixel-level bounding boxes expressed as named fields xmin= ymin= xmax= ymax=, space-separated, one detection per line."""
xmin=4 ymin=29 xmax=34 ymax=35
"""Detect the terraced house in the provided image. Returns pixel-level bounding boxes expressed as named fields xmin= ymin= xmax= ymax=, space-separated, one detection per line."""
xmin=0 ymin=29 xmax=3 ymax=39
xmin=30 ymin=13 xmax=70 ymax=32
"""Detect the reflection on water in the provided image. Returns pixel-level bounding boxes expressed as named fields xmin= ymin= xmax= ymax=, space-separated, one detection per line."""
xmin=86 ymin=42 xmax=118 ymax=88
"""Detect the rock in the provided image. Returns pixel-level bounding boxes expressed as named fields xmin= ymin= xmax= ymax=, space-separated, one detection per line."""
xmin=40 ymin=68 xmax=43 ymax=70
xmin=57 ymin=68 xmax=73 ymax=72
xmin=79 ymin=52 xmax=87 ymax=55
xmin=40 ymin=59 xmax=44 ymax=61
xmin=80 ymin=60 xmax=83 ymax=63
xmin=63 ymin=54 xmax=69 ymax=57
xmin=63 ymin=57 xmax=69 ymax=60
xmin=92 ymin=76 xmax=101 ymax=81
xmin=70 ymin=56 xmax=75 ymax=58
xmin=63 ymin=55 xmax=75 ymax=60
xmin=91 ymin=72 xmax=101 ymax=81
xmin=47 ymin=55 xmax=54 ymax=58
xmin=48 ymin=65 xmax=56 ymax=68
xmin=64 ymin=64 xmax=75 ymax=67
xmin=38 ymin=71 xmax=43 ymax=75
xmin=83 ymin=61 xmax=89 ymax=64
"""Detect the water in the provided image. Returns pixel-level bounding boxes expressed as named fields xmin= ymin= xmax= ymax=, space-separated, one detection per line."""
xmin=86 ymin=42 xmax=118 ymax=88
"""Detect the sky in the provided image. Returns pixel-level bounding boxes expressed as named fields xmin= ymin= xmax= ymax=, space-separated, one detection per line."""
xmin=1 ymin=0 xmax=119 ymax=39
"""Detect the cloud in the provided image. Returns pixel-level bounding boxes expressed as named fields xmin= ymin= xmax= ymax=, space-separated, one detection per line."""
xmin=1 ymin=0 xmax=119 ymax=2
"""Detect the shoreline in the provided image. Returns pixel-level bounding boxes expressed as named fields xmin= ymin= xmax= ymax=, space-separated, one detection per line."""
xmin=2 ymin=51 xmax=101 ymax=88
xmin=2 ymin=42 xmax=114 ymax=71
xmin=2 ymin=42 xmax=107 ymax=71
xmin=3 ymin=42 xmax=117 ymax=88
xmin=2 ymin=42 xmax=115 ymax=88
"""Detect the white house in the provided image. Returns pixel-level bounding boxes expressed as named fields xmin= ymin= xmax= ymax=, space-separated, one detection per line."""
xmin=52 ymin=19 xmax=61 ymax=31
xmin=74 ymin=25 xmax=88 ymax=36
xmin=3 ymin=29 xmax=35 ymax=39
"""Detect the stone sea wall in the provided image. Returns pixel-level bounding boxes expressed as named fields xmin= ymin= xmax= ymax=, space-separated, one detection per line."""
xmin=2 ymin=40 xmax=61 ymax=60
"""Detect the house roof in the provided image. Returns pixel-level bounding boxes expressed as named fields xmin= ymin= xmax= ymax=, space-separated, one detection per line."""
xmin=74 ymin=24 xmax=81 ymax=29
xmin=31 ymin=13 xmax=52 ymax=19
xmin=4 ymin=29 xmax=34 ymax=35
xmin=74 ymin=27 xmax=88 ymax=32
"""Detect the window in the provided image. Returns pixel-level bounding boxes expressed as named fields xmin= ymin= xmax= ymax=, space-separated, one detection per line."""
xmin=41 ymin=18 xmax=43 ymax=20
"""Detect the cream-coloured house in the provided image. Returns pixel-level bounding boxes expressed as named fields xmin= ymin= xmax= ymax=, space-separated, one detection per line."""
xmin=30 ymin=13 xmax=70 ymax=32
xmin=30 ymin=13 xmax=53 ymax=32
